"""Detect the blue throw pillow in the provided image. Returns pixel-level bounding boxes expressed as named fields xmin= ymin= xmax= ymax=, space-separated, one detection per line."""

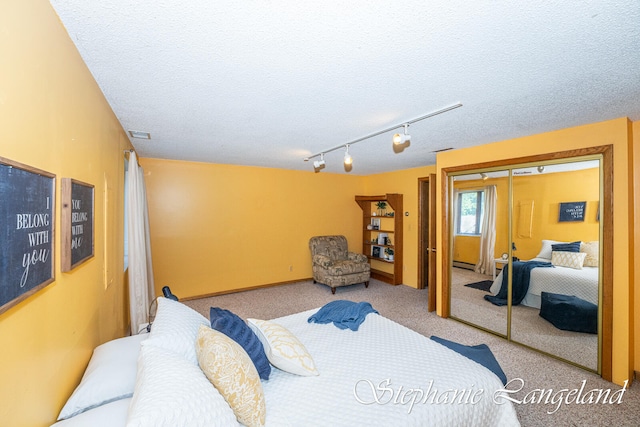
xmin=209 ymin=307 xmax=271 ymax=380
xmin=551 ymin=241 xmax=581 ymax=253
xmin=430 ymin=336 xmax=507 ymax=385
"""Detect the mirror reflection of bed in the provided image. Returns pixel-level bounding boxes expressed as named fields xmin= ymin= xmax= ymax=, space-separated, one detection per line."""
xmin=449 ymin=159 xmax=600 ymax=372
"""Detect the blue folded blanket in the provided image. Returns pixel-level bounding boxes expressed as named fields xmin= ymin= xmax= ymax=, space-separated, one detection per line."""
xmin=485 ymin=260 xmax=554 ymax=306
xmin=308 ymin=300 xmax=379 ymax=331
xmin=430 ymin=336 xmax=507 ymax=385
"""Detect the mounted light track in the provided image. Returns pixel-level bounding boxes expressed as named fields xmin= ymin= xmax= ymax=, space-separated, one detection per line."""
xmin=303 ymin=102 xmax=462 ymax=171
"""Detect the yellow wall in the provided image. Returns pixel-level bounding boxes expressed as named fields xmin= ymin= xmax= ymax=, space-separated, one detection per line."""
xmin=0 ymin=1 xmax=131 ymax=426
xmin=436 ymin=117 xmax=634 ymax=385
xmin=453 ymin=168 xmax=600 ymax=265
xmin=140 ymin=158 xmax=365 ymax=298
xmin=364 ymin=165 xmax=437 ymax=288
xmin=141 ymin=161 xmax=437 ymax=296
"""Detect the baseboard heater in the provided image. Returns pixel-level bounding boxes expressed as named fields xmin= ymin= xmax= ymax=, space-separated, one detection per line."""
xmin=452 ymin=261 xmax=476 ymax=271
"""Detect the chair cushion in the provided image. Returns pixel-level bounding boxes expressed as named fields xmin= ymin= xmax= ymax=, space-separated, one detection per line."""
xmin=539 ymin=292 xmax=597 ymax=334
xmin=322 ymin=259 xmax=370 ymax=276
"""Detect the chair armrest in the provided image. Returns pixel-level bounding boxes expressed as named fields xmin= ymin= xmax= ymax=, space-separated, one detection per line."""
xmin=312 ymin=254 xmax=333 ymax=268
xmin=347 ymin=252 xmax=368 ymax=263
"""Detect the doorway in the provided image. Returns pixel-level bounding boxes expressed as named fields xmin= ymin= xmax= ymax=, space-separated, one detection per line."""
xmin=418 ymin=174 xmax=436 ymax=311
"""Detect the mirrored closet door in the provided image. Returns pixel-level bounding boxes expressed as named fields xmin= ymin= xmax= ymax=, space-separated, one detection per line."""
xmin=449 ymin=169 xmax=510 ymax=337
xmin=446 ymin=148 xmax=610 ymax=375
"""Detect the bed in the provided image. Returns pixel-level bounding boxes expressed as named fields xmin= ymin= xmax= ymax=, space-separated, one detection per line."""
xmin=51 ymin=298 xmax=520 ymax=427
xmin=489 ymin=240 xmax=599 ymax=309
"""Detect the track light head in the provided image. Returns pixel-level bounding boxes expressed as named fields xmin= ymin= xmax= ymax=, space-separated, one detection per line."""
xmin=480 ymin=172 xmax=488 ymax=180
xmin=343 ymin=145 xmax=353 ymax=165
xmin=392 ymin=123 xmax=411 ymax=146
xmin=313 ymin=153 xmax=326 ymax=171
xmin=537 ymin=165 xmax=545 ymax=173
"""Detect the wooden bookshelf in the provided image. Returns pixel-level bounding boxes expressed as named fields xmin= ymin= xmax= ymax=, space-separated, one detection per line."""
xmin=355 ymin=193 xmax=403 ymax=285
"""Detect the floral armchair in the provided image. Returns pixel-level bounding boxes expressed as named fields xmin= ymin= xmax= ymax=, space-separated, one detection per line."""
xmin=309 ymin=235 xmax=370 ymax=294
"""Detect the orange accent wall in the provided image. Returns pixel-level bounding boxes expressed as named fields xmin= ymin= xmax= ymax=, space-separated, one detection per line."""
xmin=140 ymin=158 xmax=365 ymax=298
xmin=0 ymin=1 xmax=131 ymax=426
xmin=436 ymin=117 xmax=634 ymax=386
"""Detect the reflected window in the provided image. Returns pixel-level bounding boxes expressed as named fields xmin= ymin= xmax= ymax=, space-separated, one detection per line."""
xmin=456 ymin=190 xmax=484 ymax=235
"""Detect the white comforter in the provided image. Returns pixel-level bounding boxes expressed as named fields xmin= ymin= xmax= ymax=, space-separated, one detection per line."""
xmin=490 ymin=258 xmax=599 ymax=308
xmin=262 ymin=309 xmax=520 ymax=426
xmin=51 ymin=308 xmax=520 ymax=427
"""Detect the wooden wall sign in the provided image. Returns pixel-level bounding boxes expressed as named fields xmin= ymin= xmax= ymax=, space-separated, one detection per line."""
xmin=61 ymin=178 xmax=95 ymax=272
xmin=558 ymin=201 xmax=586 ymax=222
xmin=0 ymin=157 xmax=56 ymax=315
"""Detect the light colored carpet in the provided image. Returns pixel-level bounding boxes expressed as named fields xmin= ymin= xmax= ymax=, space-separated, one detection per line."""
xmin=183 ymin=279 xmax=639 ymax=427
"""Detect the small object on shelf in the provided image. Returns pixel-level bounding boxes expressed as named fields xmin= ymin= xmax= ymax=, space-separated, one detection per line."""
xmin=376 ymin=201 xmax=387 ymax=216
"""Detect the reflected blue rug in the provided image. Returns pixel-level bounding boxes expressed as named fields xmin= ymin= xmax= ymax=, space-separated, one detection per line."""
xmin=464 ymin=280 xmax=493 ymax=292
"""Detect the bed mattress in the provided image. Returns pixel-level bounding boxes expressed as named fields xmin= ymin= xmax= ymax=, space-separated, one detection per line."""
xmin=262 ymin=309 xmax=519 ymax=426
xmin=490 ymin=258 xmax=598 ymax=309
xmin=51 ymin=306 xmax=520 ymax=427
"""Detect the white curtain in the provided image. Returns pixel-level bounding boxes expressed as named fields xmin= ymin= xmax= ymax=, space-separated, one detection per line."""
xmin=126 ymin=151 xmax=155 ymax=335
xmin=475 ymin=185 xmax=497 ymax=275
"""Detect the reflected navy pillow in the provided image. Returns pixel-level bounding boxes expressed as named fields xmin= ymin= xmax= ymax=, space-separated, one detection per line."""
xmin=430 ymin=336 xmax=507 ymax=385
xmin=551 ymin=241 xmax=581 ymax=253
xmin=209 ymin=307 xmax=271 ymax=380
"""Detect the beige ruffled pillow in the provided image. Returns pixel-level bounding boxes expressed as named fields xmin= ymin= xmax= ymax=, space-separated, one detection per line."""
xmin=580 ymin=241 xmax=599 ymax=267
xmin=195 ymin=325 xmax=266 ymax=427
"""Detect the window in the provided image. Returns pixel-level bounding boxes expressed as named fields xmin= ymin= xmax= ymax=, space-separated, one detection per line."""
xmin=456 ymin=190 xmax=484 ymax=235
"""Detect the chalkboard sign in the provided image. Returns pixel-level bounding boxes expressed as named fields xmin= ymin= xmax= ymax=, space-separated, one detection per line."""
xmin=0 ymin=157 xmax=56 ymax=315
xmin=558 ymin=201 xmax=586 ymax=222
xmin=61 ymin=178 xmax=94 ymax=271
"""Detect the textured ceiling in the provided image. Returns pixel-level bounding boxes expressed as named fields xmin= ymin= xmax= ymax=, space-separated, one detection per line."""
xmin=49 ymin=1 xmax=640 ymax=175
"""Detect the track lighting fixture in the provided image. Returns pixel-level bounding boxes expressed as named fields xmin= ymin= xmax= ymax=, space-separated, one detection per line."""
xmin=537 ymin=165 xmax=545 ymax=173
xmin=392 ymin=124 xmax=411 ymax=146
xmin=303 ymin=102 xmax=463 ymax=171
xmin=313 ymin=153 xmax=326 ymax=170
xmin=344 ymin=145 xmax=353 ymax=166
xmin=480 ymin=172 xmax=488 ymax=180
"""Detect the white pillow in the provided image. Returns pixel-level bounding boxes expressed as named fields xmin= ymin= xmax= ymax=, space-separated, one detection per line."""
xmin=247 ymin=318 xmax=319 ymax=376
xmin=52 ymin=398 xmax=131 ymax=427
xmin=127 ymin=344 xmax=239 ymax=427
xmin=551 ymin=251 xmax=587 ymax=270
xmin=141 ymin=297 xmax=209 ymax=365
xmin=535 ymin=239 xmax=563 ymax=260
xmin=58 ymin=334 xmax=148 ymax=420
